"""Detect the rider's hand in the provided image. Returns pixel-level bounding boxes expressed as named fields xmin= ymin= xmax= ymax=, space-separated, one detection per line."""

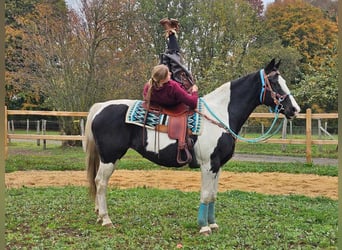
xmin=191 ymin=84 xmax=198 ymax=92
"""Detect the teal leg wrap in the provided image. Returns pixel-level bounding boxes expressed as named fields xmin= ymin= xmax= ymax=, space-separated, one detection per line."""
xmin=197 ymin=203 xmax=208 ymax=227
xmin=208 ymin=202 xmax=215 ymax=224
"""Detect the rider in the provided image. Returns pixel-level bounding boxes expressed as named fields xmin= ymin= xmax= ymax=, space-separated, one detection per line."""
xmin=143 ymin=17 xmax=198 ymax=109
xmin=142 ymin=18 xmax=200 ymax=167
xmin=143 ymin=64 xmax=198 ymax=109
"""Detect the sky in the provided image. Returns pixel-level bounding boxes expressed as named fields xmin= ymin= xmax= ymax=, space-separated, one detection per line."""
xmin=65 ymin=0 xmax=80 ymax=10
xmin=263 ymin=0 xmax=275 ymax=6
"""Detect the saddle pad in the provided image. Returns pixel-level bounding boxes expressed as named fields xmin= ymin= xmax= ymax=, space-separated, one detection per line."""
xmin=125 ymin=100 xmax=202 ymax=135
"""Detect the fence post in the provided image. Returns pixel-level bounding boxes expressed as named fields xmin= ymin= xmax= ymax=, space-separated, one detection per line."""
xmin=4 ymin=106 xmax=8 ymax=160
xmin=80 ymin=119 xmax=85 ymax=136
xmin=10 ymin=120 xmax=14 ymax=132
xmin=281 ymin=118 xmax=287 ymax=152
xmin=42 ymin=119 xmax=46 ymax=150
xmin=318 ymin=119 xmax=322 ymax=152
xmin=80 ymin=118 xmax=85 ymax=151
xmin=36 ymin=120 xmax=40 ymax=146
xmin=306 ymin=108 xmax=312 ymax=164
xmin=26 ymin=119 xmax=29 ymax=133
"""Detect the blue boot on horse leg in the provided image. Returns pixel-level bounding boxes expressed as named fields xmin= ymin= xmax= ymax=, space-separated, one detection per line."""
xmin=197 ymin=166 xmax=221 ymax=235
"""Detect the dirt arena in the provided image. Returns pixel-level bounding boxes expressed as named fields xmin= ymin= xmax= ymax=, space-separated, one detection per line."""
xmin=5 ymin=169 xmax=338 ymax=200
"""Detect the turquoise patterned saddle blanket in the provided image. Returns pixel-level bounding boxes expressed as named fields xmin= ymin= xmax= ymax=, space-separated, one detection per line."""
xmin=125 ymin=100 xmax=203 ymax=135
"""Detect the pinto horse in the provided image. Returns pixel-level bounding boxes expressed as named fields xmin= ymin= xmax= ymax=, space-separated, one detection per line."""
xmin=85 ymin=59 xmax=300 ymax=235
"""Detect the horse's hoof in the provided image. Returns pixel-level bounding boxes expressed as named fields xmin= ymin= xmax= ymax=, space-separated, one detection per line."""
xmin=103 ymin=222 xmax=114 ymax=228
xmin=209 ymin=223 xmax=219 ymax=231
xmin=199 ymin=226 xmax=211 ymax=236
xmin=201 ymin=231 xmax=211 ymax=236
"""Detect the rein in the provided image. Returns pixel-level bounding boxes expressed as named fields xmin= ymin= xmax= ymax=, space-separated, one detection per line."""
xmin=196 ymin=69 xmax=286 ymax=143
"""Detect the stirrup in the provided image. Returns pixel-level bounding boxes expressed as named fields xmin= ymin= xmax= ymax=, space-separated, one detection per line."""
xmin=177 ymin=148 xmax=192 ymax=165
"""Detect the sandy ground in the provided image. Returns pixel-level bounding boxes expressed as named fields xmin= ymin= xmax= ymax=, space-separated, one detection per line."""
xmin=5 ymin=169 xmax=338 ymax=200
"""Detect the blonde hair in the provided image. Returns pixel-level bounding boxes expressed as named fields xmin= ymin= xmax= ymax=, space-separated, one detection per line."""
xmin=145 ymin=64 xmax=169 ymax=106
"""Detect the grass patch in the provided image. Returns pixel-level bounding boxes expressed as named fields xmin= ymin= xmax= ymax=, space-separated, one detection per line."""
xmin=6 ymin=187 xmax=337 ymax=249
xmin=6 ymin=142 xmax=337 ymax=176
xmin=235 ymin=141 xmax=338 ymax=159
xmin=224 ymin=161 xmax=337 ymax=176
xmin=6 ymin=143 xmax=85 ymax=172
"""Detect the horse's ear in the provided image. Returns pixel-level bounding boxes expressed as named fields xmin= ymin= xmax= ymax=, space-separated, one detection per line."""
xmin=275 ymin=59 xmax=281 ymax=69
xmin=264 ymin=58 xmax=276 ymax=74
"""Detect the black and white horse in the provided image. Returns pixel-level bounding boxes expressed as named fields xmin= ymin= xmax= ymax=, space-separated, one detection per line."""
xmin=85 ymin=59 xmax=300 ymax=235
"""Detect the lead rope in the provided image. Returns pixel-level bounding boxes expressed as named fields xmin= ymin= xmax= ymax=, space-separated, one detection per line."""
xmin=197 ymin=97 xmax=283 ymax=143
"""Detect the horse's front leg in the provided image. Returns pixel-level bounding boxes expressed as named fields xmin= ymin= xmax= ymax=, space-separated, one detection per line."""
xmin=95 ymin=161 xmax=116 ymax=227
xmin=198 ymin=164 xmax=221 ymax=235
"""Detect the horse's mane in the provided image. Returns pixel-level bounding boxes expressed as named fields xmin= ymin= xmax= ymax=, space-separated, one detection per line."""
xmin=230 ymin=70 xmax=258 ymax=86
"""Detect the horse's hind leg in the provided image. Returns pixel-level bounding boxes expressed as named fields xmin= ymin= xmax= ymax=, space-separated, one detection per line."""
xmin=95 ymin=161 xmax=116 ymax=227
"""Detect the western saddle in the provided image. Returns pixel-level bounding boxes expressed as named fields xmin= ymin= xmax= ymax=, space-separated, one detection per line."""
xmin=143 ymin=102 xmax=193 ymax=165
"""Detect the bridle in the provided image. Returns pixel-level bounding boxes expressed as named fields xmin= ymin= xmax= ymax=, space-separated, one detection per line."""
xmin=196 ymin=68 xmax=288 ymax=143
xmin=259 ymin=69 xmax=289 ymax=113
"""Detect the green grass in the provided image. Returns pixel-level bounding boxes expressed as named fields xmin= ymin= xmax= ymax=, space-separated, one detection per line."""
xmin=235 ymin=141 xmax=338 ymax=159
xmin=6 ymin=187 xmax=337 ymax=249
xmin=6 ymin=142 xmax=337 ymax=176
xmin=223 ymin=161 xmax=337 ymax=176
xmin=6 ymin=143 xmax=85 ymax=172
xmin=8 ymin=129 xmax=60 ymax=135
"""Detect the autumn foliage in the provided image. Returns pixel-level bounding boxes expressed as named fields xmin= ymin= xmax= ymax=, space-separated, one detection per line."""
xmin=265 ymin=0 xmax=337 ymax=72
xmin=5 ymin=0 xmax=338 ymax=114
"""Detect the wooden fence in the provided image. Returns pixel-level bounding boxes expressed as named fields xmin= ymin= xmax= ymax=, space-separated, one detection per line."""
xmin=4 ymin=107 xmax=338 ymax=163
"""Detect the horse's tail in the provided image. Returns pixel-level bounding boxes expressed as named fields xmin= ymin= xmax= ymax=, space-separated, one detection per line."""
xmin=85 ymin=103 xmax=102 ymax=199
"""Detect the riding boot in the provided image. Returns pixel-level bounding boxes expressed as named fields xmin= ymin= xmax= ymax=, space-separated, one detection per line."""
xmin=160 ymin=18 xmax=177 ymax=38
xmin=159 ymin=18 xmax=171 ymax=30
xmin=170 ymin=18 xmax=180 ymax=32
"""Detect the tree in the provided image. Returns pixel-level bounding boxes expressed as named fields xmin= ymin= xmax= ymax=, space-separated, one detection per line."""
xmin=7 ymin=0 xmax=327 ymax=115
xmin=180 ymin=0 xmax=266 ymax=91
xmin=304 ymin=0 xmax=338 ymax=21
xmin=292 ymin=56 xmax=337 ymax=113
xmin=265 ymin=0 xmax=338 ymax=73
xmin=14 ymin=0 xmax=157 ymax=143
xmin=265 ymin=0 xmax=338 ymax=112
xmin=248 ymin=0 xmax=264 ymax=17
xmin=5 ymin=0 xmax=43 ymax=109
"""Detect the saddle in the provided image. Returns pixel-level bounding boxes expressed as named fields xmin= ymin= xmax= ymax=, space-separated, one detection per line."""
xmin=142 ymin=102 xmax=193 ymax=165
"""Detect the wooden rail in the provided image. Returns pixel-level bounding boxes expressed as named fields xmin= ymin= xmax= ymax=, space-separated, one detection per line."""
xmin=4 ymin=107 xmax=338 ymax=163
xmin=7 ymin=134 xmax=85 ymax=141
xmin=6 ymin=110 xmax=88 ymax=117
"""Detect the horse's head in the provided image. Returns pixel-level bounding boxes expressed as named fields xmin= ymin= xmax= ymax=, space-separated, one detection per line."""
xmin=262 ymin=59 xmax=301 ymax=119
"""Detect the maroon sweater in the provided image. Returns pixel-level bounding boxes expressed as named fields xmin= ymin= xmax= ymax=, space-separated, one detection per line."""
xmin=143 ymin=79 xmax=198 ymax=109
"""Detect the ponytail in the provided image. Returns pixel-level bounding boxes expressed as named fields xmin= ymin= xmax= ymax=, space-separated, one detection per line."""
xmin=145 ymin=79 xmax=153 ymax=109
xmin=145 ymin=64 xmax=169 ymax=109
